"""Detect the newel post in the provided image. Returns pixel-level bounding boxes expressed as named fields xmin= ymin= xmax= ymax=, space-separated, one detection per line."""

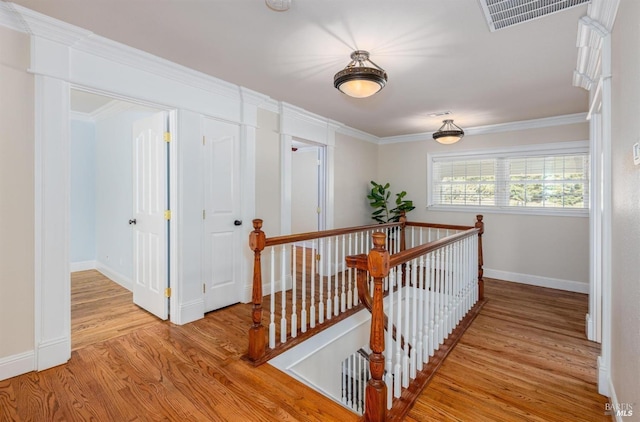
xmin=365 ymin=232 xmax=390 ymax=422
xmin=248 ymin=219 xmax=266 ymax=362
xmin=475 ymin=215 xmax=484 ymax=301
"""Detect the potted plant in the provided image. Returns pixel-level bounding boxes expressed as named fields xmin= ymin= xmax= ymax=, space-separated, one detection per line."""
xmin=367 ymin=181 xmax=415 ymax=223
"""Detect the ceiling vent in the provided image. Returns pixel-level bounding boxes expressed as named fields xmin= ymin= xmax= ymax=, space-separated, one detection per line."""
xmin=479 ymin=0 xmax=590 ymax=31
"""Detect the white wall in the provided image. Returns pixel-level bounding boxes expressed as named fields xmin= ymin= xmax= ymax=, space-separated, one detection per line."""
xmin=255 ymin=109 xmax=282 ymax=237
xmin=70 ymin=120 xmax=96 ymax=264
xmin=610 ymin=0 xmax=640 ymax=411
xmin=378 ymin=123 xmax=590 ymax=291
xmin=0 ymin=26 xmax=35 ymax=372
xmin=291 ymin=147 xmax=319 ymax=233
xmin=334 ymin=132 xmax=379 ymax=228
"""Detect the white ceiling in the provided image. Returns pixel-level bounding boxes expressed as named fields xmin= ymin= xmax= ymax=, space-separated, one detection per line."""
xmin=12 ymin=0 xmax=590 ymax=138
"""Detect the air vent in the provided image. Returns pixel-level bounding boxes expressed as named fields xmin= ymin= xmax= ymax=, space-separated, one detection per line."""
xmin=479 ymin=0 xmax=590 ymax=31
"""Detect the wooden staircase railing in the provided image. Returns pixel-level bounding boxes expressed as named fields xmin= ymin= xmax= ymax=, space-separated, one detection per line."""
xmin=247 ymin=219 xmax=403 ymax=364
xmin=246 ymin=215 xmax=484 ymax=421
xmin=346 ymin=215 xmax=485 ymax=422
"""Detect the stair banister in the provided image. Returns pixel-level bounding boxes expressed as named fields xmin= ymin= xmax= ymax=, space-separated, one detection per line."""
xmin=365 ymin=232 xmax=390 ymax=422
xmin=475 ymin=214 xmax=485 ymax=301
xmin=248 ymin=219 xmax=266 ymax=361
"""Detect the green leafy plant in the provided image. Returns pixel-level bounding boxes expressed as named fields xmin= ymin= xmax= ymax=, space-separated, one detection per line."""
xmin=367 ymin=181 xmax=415 ymax=223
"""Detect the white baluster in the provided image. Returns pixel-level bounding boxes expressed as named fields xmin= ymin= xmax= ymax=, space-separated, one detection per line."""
xmin=269 ymin=248 xmax=276 ymax=349
xmin=348 ymin=353 xmax=354 ymax=410
xmin=291 ymin=245 xmax=298 ymax=338
xmin=347 ymin=234 xmax=353 ymax=309
xmin=341 ymin=235 xmax=346 ymax=313
xmin=420 ymin=252 xmax=428 ymax=364
xmin=402 ymin=263 xmax=410 ymax=388
xmin=319 ymin=238 xmax=324 ymax=324
xmin=394 ymin=266 xmax=402 ymax=398
xmin=334 ymin=235 xmax=340 ymax=316
xmin=443 ymin=245 xmax=450 ymax=337
xmin=280 ymin=245 xmax=287 ymax=344
xmin=310 ymin=240 xmax=316 ymax=329
xmin=386 ymin=268 xmax=395 ymax=400
xmin=301 ymin=244 xmax=307 ymax=333
xmin=429 ymin=252 xmax=436 ymax=357
xmin=438 ymin=249 xmax=445 ymax=345
xmin=410 ymin=258 xmax=418 ymax=380
xmin=341 ymin=359 xmax=346 ymax=405
xmin=326 ymin=238 xmax=332 ymax=320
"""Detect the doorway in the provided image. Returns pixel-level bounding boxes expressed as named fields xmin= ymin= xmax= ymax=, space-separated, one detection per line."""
xmin=69 ymin=88 xmax=174 ymax=347
xmin=291 ymin=139 xmax=326 ymax=233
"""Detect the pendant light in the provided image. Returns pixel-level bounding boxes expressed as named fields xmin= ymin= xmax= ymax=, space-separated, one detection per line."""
xmin=433 ymin=119 xmax=465 ymax=144
xmin=334 ymin=50 xmax=387 ymax=98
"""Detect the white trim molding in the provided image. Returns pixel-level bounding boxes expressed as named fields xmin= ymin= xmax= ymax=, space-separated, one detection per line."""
xmin=70 ymin=260 xmax=97 ymax=272
xmin=0 ymin=351 xmax=35 ymax=381
xmin=484 ymin=268 xmax=589 ymax=294
xmin=573 ymin=0 xmax=620 ymax=90
xmin=95 ymin=262 xmax=133 ymax=292
xmin=380 ymin=113 xmax=588 ymax=145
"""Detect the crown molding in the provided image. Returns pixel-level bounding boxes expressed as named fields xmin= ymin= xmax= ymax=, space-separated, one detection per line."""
xmin=573 ymin=0 xmax=620 ymax=91
xmin=69 ymin=111 xmax=94 ymax=123
xmin=2 ymin=3 xmax=249 ymax=102
xmin=379 ymin=113 xmax=588 ymax=145
xmin=0 ymin=2 xmax=28 ymax=32
xmin=334 ymin=124 xmax=380 ymax=144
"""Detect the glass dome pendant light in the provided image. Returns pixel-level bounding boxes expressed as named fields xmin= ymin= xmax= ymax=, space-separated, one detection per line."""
xmin=334 ymin=50 xmax=387 ymax=98
xmin=432 ymin=119 xmax=465 ymax=144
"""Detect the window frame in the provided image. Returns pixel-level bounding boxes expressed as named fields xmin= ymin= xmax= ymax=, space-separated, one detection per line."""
xmin=426 ymin=141 xmax=590 ymax=217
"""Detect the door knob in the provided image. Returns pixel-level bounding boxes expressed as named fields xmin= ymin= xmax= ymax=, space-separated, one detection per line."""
xmin=234 ymin=220 xmax=242 ymax=226
xmin=129 ymin=219 xmax=137 ymax=225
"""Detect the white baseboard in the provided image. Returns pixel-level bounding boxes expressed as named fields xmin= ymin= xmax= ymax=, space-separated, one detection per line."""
xmin=96 ymin=261 xmax=132 ymax=291
xmin=178 ymin=298 xmax=205 ymax=325
xmin=37 ymin=336 xmax=70 ymax=371
xmin=606 ymin=372 xmax=630 ymax=421
xmin=70 ymin=260 xmax=97 ymax=272
xmin=598 ymin=355 xmax=610 ymax=397
xmin=0 ymin=350 xmax=35 ymax=381
xmin=484 ymin=268 xmax=589 ymax=294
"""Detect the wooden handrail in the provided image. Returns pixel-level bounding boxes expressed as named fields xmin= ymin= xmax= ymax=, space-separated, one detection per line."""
xmin=264 ymin=221 xmax=401 ymax=247
xmin=405 ymin=221 xmax=475 ymax=231
xmin=389 ymin=228 xmax=480 ymax=268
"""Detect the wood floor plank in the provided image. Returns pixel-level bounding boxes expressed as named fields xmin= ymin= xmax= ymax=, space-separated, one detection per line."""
xmin=0 ymin=274 xmax=609 ymax=421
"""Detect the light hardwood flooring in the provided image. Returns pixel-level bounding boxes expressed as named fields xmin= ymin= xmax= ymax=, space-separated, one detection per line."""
xmin=71 ymin=270 xmax=161 ymax=350
xmin=0 ymin=273 xmax=609 ymax=421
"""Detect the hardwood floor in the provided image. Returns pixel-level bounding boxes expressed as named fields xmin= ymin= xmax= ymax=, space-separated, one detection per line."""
xmin=406 ymin=279 xmax=609 ymax=422
xmin=71 ymin=270 xmax=161 ymax=350
xmin=0 ymin=275 xmax=609 ymax=421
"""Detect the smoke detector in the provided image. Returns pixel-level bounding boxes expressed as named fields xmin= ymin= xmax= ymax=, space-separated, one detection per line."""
xmin=479 ymin=0 xmax=590 ymax=31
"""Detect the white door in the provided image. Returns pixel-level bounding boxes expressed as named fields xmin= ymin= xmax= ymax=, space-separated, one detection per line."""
xmin=203 ymin=117 xmax=242 ymax=312
xmin=132 ymin=112 xmax=169 ymax=320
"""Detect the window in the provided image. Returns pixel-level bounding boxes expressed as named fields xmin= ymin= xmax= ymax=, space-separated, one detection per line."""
xmin=428 ymin=142 xmax=589 ymax=216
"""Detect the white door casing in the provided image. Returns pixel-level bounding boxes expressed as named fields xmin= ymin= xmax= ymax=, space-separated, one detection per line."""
xmin=203 ymin=117 xmax=242 ymax=312
xmin=132 ymin=112 xmax=169 ymax=320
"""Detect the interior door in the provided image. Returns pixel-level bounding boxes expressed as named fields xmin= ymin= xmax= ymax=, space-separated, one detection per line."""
xmin=203 ymin=117 xmax=242 ymax=312
xmin=132 ymin=112 xmax=169 ymax=320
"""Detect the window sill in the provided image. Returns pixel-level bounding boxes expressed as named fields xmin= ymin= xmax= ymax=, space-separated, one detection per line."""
xmin=426 ymin=205 xmax=589 ymax=218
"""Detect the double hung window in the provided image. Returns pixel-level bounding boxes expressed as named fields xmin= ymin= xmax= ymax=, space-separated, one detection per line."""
xmin=427 ymin=142 xmax=589 ymax=216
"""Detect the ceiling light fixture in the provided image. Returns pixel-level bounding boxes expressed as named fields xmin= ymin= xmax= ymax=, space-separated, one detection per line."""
xmin=334 ymin=50 xmax=387 ymax=98
xmin=433 ymin=119 xmax=465 ymax=145
xmin=265 ymin=0 xmax=291 ymax=12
